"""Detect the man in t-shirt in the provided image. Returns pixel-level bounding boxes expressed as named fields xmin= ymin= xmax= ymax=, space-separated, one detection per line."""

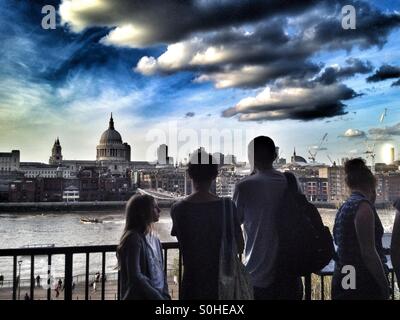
xmin=233 ymin=136 xmax=301 ymax=300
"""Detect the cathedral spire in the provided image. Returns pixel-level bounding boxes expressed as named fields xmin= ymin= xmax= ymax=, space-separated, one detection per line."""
xmin=109 ymin=113 xmax=114 ymax=129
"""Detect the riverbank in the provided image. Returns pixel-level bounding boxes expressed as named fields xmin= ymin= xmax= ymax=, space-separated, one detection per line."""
xmin=0 ymin=200 xmax=175 ymax=213
xmin=0 ymin=199 xmax=394 ymax=213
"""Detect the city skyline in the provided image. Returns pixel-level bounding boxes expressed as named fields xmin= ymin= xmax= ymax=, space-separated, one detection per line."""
xmin=1 ymin=1 xmax=400 ymax=164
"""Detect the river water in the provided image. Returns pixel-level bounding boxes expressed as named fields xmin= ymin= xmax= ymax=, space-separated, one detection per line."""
xmin=0 ymin=208 xmax=396 ymax=284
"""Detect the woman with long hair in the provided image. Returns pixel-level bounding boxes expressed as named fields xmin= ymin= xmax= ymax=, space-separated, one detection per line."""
xmin=117 ymin=194 xmax=170 ymax=300
xmin=332 ymin=158 xmax=389 ymax=300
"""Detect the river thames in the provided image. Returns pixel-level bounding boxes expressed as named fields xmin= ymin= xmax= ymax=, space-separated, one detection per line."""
xmin=0 ymin=208 xmax=396 ymax=285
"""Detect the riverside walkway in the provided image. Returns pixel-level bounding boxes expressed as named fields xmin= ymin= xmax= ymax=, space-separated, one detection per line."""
xmin=0 ymin=275 xmax=179 ymax=300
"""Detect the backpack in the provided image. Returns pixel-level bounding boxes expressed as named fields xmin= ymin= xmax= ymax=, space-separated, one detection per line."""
xmin=275 ymin=177 xmax=334 ymax=277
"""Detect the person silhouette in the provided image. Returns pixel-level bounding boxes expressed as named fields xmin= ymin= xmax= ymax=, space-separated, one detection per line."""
xmin=233 ymin=136 xmax=302 ymax=300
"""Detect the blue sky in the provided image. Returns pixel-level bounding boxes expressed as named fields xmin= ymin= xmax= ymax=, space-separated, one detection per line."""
xmin=0 ymin=0 xmax=399 ymax=164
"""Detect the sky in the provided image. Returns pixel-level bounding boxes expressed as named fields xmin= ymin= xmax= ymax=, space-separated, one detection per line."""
xmin=0 ymin=0 xmax=399 ymax=164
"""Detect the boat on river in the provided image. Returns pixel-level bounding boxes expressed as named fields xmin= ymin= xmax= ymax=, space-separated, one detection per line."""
xmin=80 ymin=217 xmax=102 ymax=224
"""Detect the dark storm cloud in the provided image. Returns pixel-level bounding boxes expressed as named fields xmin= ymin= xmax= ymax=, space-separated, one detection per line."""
xmin=308 ymin=0 xmax=400 ymax=50
xmin=366 ymin=64 xmax=400 ymax=82
xmin=221 ymin=83 xmax=358 ymax=121
xmin=60 ymin=0 xmax=319 ymax=46
xmin=59 ymin=0 xmax=400 ymax=122
xmin=315 ymin=58 xmax=373 ymax=85
xmin=135 ymin=18 xmax=322 ymax=88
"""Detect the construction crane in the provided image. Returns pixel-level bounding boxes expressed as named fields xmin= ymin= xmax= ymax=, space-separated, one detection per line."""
xmin=327 ymin=154 xmax=335 ymax=166
xmin=308 ymin=133 xmax=328 ymax=163
xmin=380 ymin=108 xmax=387 ymax=123
xmin=364 ymin=108 xmax=388 ymax=173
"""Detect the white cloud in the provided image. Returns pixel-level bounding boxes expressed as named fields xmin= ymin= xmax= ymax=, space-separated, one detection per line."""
xmin=342 ymin=129 xmax=366 ymax=138
xmin=135 ymin=56 xmax=158 ymax=75
xmin=101 ymin=24 xmax=150 ymax=48
xmin=194 ymin=65 xmax=271 ymax=88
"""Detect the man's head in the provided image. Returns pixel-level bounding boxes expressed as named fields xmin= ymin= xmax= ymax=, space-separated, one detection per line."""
xmin=248 ymin=136 xmax=277 ymax=171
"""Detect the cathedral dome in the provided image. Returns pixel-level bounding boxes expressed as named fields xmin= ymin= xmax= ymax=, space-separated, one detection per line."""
xmin=96 ymin=114 xmax=131 ymax=162
xmin=293 ymin=155 xmax=307 ymax=163
xmin=99 ymin=114 xmax=123 ymax=145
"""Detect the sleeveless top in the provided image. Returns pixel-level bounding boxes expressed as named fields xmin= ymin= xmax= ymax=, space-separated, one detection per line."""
xmin=333 ymin=191 xmax=387 ymax=271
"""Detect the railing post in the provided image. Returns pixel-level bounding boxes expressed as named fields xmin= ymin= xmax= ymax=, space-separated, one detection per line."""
xmin=320 ymin=275 xmax=324 ymax=300
xmin=117 ymin=270 xmax=121 ymax=300
xmin=101 ymin=251 xmax=106 ymax=300
xmin=164 ymin=249 xmax=168 ymax=277
xmin=47 ymin=255 xmax=52 ymax=300
xmin=178 ymin=250 xmax=182 ymax=300
xmin=85 ymin=253 xmax=89 ymax=301
xmin=30 ymin=255 xmax=35 ymax=300
xmin=392 ymin=271 xmax=395 ymax=300
xmin=64 ymin=253 xmax=73 ymax=300
xmin=12 ymin=256 xmax=17 ymax=300
xmin=304 ymin=274 xmax=312 ymax=300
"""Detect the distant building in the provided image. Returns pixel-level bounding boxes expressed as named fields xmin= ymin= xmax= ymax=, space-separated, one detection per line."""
xmin=375 ymin=172 xmax=400 ymax=204
xmin=224 ymin=154 xmax=237 ymax=165
xmin=319 ymin=165 xmax=348 ymax=205
xmin=49 ymin=138 xmax=63 ymax=165
xmin=213 ymin=152 xmax=225 ymax=165
xmin=298 ymin=177 xmax=328 ymax=202
xmin=157 ymin=144 xmax=173 ymax=166
xmin=20 ymin=163 xmax=73 ymax=179
xmin=216 ymin=169 xmax=245 ymax=198
xmin=291 ymin=148 xmax=307 ymax=163
xmin=0 ymin=150 xmax=22 ymax=201
xmin=96 ymin=113 xmax=131 ymax=162
xmin=9 ymin=179 xmax=37 ymax=202
xmin=0 ymin=150 xmax=20 ymax=172
xmin=390 ymin=147 xmax=395 ymax=164
xmin=138 ymin=167 xmax=190 ymax=195
xmin=63 ymin=185 xmax=79 ymax=202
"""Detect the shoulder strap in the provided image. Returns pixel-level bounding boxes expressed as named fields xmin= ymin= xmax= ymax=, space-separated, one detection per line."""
xmin=221 ymin=197 xmax=237 ymax=253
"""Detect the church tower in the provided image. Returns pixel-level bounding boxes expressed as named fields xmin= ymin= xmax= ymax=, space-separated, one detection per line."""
xmin=49 ymin=137 xmax=63 ymax=165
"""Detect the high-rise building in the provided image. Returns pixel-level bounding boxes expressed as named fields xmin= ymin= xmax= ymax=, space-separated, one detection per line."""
xmin=390 ymin=147 xmax=395 ymax=164
xmin=213 ymin=152 xmax=225 ymax=165
xmin=156 ymin=144 xmax=173 ymax=165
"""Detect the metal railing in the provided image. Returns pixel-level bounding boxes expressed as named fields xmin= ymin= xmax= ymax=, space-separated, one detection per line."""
xmin=314 ymin=251 xmax=398 ymax=300
xmin=0 ymin=244 xmax=396 ymax=300
xmin=0 ymin=243 xmax=182 ymax=300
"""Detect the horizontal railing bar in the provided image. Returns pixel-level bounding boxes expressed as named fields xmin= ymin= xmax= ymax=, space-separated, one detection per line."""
xmin=0 ymin=242 xmax=179 ymax=256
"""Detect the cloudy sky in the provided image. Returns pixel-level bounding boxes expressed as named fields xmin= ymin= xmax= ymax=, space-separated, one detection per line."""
xmin=0 ymin=0 xmax=399 ymax=164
